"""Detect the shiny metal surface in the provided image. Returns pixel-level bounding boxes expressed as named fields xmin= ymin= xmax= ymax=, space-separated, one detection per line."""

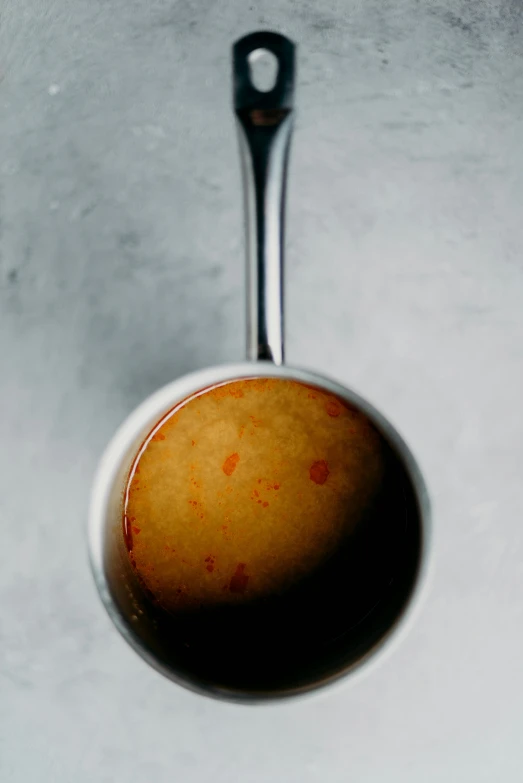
xmin=234 ymin=32 xmax=294 ymax=365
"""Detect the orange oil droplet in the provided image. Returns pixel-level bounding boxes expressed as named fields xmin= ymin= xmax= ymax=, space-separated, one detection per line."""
xmin=222 ymin=452 xmax=240 ymax=476
xmin=310 ymin=460 xmax=330 ymax=485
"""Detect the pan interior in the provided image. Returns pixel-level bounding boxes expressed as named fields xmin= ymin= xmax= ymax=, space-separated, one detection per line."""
xmin=112 ymin=376 xmax=423 ymax=697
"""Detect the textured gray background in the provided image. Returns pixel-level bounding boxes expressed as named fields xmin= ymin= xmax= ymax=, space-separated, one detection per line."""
xmin=1 ymin=0 xmax=523 ymax=780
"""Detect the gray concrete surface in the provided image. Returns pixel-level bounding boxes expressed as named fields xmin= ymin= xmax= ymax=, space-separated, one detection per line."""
xmin=2 ymin=0 xmax=523 ymax=780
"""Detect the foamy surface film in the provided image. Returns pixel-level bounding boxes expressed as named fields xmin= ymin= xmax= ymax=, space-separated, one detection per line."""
xmin=124 ymin=378 xmax=385 ymax=613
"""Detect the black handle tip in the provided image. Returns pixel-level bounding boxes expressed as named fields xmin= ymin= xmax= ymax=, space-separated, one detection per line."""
xmin=233 ymin=31 xmax=296 ymax=112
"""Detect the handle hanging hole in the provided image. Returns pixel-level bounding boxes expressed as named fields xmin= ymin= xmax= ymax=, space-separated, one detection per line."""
xmin=248 ymin=48 xmax=279 ymax=92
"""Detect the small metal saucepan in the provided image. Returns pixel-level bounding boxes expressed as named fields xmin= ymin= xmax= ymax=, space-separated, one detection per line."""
xmin=88 ymin=31 xmax=430 ymax=702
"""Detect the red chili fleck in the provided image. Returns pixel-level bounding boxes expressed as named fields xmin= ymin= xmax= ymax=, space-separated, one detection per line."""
xmin=222 ymin=452 xmax=240 ymax=476
xmin=205 ymin=556 xmax=215 ymax=573
xmin=132 ymin=526 xmax=141 ymax=535
xmin=191 ymin=440 xmax=196 ymax=446
xmin=229 ymin=563 xmax=249 ymax=594
xmin=326 ymin=399 xmax=341 ymax=417
xmin=151 ymin=430 xmax=166 ymax=441
xmin=310 ymin=459 xmax=330 ymax=485
xmin=273 ymin=483 xmax=280 ymax=490
xmin=124 ymin=515 xmax=133 ymax=551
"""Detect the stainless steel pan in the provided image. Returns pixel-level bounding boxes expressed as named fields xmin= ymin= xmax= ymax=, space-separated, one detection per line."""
xmin=88 ymin=31 xmax=430 ymax=702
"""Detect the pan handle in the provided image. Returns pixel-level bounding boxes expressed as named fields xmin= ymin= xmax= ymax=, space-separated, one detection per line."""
xmin=233 ymin=31 xmax=295 ymax=365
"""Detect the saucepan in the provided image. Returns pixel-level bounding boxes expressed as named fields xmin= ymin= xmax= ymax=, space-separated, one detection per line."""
xmin=88 ymin=31 xmax=430 ymax=702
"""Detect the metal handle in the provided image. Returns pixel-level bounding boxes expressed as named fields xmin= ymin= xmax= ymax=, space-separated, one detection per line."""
xmin=233 ymin=32 xmax=296 ymax=365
